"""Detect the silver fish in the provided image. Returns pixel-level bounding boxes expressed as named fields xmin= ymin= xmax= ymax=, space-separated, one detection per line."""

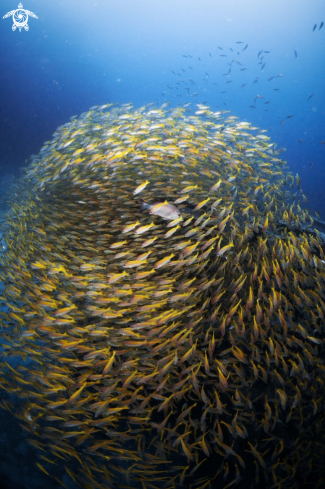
xmin=140 ymin=199 xmax=181 ymax=221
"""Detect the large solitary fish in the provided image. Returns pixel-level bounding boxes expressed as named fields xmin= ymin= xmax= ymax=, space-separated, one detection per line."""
xmin=140 ymin=199 xmax=181 ymax=221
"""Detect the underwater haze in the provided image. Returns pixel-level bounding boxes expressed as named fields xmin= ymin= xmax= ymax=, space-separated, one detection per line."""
xmin=0 ymin=2 xmax=325 ymax=489
xmin=0 ymin=0 xmax=324 ymax=213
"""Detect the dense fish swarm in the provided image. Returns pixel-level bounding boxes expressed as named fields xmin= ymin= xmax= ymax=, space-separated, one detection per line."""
xmin=1 ymin=103 xmax=325 ymax=489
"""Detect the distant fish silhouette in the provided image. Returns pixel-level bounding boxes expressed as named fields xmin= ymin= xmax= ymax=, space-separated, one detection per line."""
xmin=307 ymin=93 xmax=314 ymax=101
xmin=294 ymin=50 xmax=298 ymax=58
xmin=320 ymin=22 xmax=324 ymax=30
xmin=313 ymin=24 xmax=317 ymax=31
xmin=242 ymin=44 xmax=248 ymax=51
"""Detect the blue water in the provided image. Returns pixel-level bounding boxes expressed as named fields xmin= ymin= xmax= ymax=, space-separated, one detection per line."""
xmin=0 ymin=0 xmax=324 ymax=214
xmin=0 ymin=3 xmax=324 ymax=486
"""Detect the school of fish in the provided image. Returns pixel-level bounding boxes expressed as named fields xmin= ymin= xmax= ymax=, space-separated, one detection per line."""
xmin=0 ymin=102 xmax=324 ymax=489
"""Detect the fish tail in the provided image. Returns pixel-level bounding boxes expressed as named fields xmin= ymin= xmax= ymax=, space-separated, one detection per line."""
xmin=140 ymin=199 xmax=151 ymax=212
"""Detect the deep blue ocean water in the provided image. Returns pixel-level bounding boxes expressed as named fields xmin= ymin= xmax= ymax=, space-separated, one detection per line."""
xmin=0 ymin=1 xmax=324 ymax=489
xmin=0 ymin=0 xmax=324 ymax=213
